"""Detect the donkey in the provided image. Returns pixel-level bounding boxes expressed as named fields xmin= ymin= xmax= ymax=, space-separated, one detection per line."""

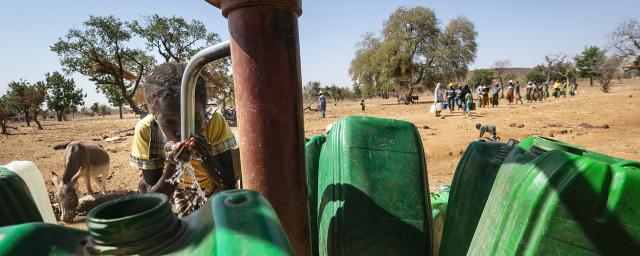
xmin=50 ymin=141 xmax=110 ymax=222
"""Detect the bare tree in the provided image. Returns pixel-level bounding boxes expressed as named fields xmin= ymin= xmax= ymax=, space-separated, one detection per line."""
xmin=596 ymin=56 xmax=623 ymax=93
xmin=544 ymin=54 xmax=566 ymax=83
xmin=492 ymin=59 xmax=511 ymax=98
xmin=609 ymin=18 xmax=640 ymax=72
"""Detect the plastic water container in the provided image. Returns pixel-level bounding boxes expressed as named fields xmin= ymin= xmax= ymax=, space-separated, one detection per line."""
xmin=2 ymin=161 xmax=57 ymax=223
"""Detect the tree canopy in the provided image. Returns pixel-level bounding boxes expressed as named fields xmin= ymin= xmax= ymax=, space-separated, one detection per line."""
xmin=350 ymin=7 xmax=477 ymax=102
xmin=44 ymin=71 xmax=86 ymax=121
xmin=51 ymin=15 xmax=155 ymax=115
xmin=5 ymin=80 xmax=46 ymax=128
xmin=575 ymin=46 xmax=606 ymax=86
xmin=526 ymin=65 xmax=546 ymax=83
xmin=469 ymin=69 xmax=494 ymax=87
xmin=130 ymin=14 xmax=219 ymax=63
xmin=609 ymin=18 xmax=640 ymax=71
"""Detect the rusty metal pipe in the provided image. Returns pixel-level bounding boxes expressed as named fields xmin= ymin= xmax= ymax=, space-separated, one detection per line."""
xmin=209 ymin=0 xmax=310 ymax=254
xmin=180 ymin=40 xmax=231 ymax=142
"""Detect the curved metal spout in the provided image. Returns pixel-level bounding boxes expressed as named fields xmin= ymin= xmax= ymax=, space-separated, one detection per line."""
xmin=180 ymin=40 xmax=231 ymax=141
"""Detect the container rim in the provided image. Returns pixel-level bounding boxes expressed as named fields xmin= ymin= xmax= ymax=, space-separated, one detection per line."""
xmin=87 ymin=193 xmax=168 ymax=223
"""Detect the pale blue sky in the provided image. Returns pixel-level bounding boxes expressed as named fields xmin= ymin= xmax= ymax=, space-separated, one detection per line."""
xmin=0 ymin=0 xmax=638 ymax=106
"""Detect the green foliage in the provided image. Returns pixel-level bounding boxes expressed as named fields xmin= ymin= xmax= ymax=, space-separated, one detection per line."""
xmin=303 ymin=81 xmax=322 ymax=102
xmin=526 ymin=65 xmax=546 ymax=83
xmin=51 ymin=15 xmax=155 ymax=114
xmin=90 ymin=102 xmax=100 ymax=114
xmin=44 ymin=72 xmax=85 ymax=121
xmin=469 ymin=69 xmax=494 ymax=86
xmin=130 ymin=14 xmax=220 ymax=63
xmin=0 ymin=95 xmax=13 ymax=134
xmin=350 ymin=7 xmax=477 ymax=97
xmin=99 ymin=105 xmax=111 ymax=116
xmin=5 ymin=80 xmax=46 ymax=126
xmin=575 ymin=46 xmax=606 ymax=84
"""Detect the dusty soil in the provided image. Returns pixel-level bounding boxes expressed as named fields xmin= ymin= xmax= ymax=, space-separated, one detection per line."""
xmin=1 ymin=79 xmax=639 ymax=226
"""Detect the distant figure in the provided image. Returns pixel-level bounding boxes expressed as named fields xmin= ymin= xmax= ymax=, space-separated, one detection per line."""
xmin=482 ymin=84 xmax=490 ymax=107
xmin=553 ymin=80 xmax=562 ymax=99
xmin=507 ymin=80 xmax=514 ymax=105
xmin=446 ymin=84 xmax=456 ymax=113
xmin=525 ymin=82 xmax=533 ymax=103
xmin=536 ymin=82 xmax=544 ymax=101
xmin=360 ymin=99 xmax=366 ymax=113
xmin=476 ymin=123 xmax=498 ymax=141
xmin=491 ymin=83 xmax=501 ymax=108
xmin=543 ymin=82 xmax=550 ymax=99
xmin=434 ymin=83 xmax=444 ymax=117
xmin=514 ymin=81 xmax=523 ymax=104
xmin=476 ymin=84 xmax=484 ymax=108
xmin=464 ymin=91 xmax=473 ymax=117
xmin=318 ymin=91 xmax=326 ymax=118
xmin=455 ymin=86 xmax=463 ymax=109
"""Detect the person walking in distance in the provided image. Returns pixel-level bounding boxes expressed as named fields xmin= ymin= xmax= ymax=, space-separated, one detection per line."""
xmin=318 ymin=91 xmax=327 ymax=118
xmin=446 ymin=84 xmax=456 ymax=113
xmin=515 ymin=80 xmax=524 ymax=104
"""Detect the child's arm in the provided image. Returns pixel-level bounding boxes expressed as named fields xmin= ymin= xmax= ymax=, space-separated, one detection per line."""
xmin=192 ymin=136 xmax=237 ymax=190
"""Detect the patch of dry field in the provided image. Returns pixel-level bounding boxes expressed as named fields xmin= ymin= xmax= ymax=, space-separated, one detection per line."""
xmin=0 ymin=79 xmax=638 ymax=224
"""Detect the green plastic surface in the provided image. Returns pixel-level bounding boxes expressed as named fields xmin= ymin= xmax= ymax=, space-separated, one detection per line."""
xmin=0 ymin=223 xmax=87 ymax=255
xmin=430 ymin=186 xmax=450 ymax=256
xmin=305 ymin=135 xmax=326 ymax=256
xmin=468 ymin=137 xmax=640 ymax=255
xmin=172 ymin=189 xmax=293 ymax=255
xmin=85 ymin=193 xmax=185 ymax=255
xmin=439 ymin=141 xmax=513 ymax=256
xmin=0 ymin=168 xmax=43 ymax=227
xmin=0 ymin=190 xmax=293 ymax=256
xmin=317 ymin=116 xmax=432 ymax=255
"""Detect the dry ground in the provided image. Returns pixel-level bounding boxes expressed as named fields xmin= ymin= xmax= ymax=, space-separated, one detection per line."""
xmin=1 ymin=79 xmax=638 ymax=225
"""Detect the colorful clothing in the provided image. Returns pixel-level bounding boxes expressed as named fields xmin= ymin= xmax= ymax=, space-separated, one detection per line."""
xmin=130 ymin=113 xmax=237 ymax=190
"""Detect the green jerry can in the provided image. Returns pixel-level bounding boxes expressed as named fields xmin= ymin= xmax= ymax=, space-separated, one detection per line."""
xmin=468 ymin=137 xmax=640 ymax=255
xmin=0 ymin=190 xmax=293 ymax=255
xmin=0 ymin=167 xmax=43 ymax=227
xmin=306 ymin=135 xmax=326 ymax=256
xmin=439 ymin=141 xmax=515 ymax=256
xmin=317 ymin=116 xmax=432 ymax=256
xmin=430 ymin=186 xmax=450 ymax=256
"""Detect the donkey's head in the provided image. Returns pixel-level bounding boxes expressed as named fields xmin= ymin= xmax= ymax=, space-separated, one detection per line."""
xmin=51 ymin=172 xmax=79 ymax=222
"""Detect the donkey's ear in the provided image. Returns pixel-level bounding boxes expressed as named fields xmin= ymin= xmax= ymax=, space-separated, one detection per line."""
xmin=51 ymin=172 xmax=60 ymax=186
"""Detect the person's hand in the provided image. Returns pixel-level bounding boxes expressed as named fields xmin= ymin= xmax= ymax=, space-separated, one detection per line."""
xmin=188 ymin=135 xmax=211 ymax=159
xmin=165 ymin=140 xmax=192 ymax=164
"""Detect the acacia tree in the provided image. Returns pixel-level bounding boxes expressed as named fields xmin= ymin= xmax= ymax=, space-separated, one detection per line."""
xmin=132 ymin=15 xmax=232 ymax=107
xmin=492 ymin=60 xmax=511 ymax=98
xmin=609 ymin=18 xmax=640 ymax=71
xmin=131 ymin=14 xmax=218 ymax=63
xmin=596 ymin=56 xmax=623 ymax=92
xmin=51 ymin=16 xmax=155 ymax=115
xmin=544 ymin=54 xmax=567 ymax=83
xmin=45 ymin=72 xmax=86 ymax=121
xmin=575 ymin=46 xmax=606 ymax=86
xmin=350 ymin=7 xmax=477 ymax=104
xmin=99 ymin=85 xmax=126 ymax=119
xmin=469 ymin=69 xmax=494 ymax=88
xmin=526 ymin=65 xmax=546 ymax=83
xmin=5 ymin=80 xmax=46 ymax=128
xmin=0 ymin=95 xmax=14 ymax=134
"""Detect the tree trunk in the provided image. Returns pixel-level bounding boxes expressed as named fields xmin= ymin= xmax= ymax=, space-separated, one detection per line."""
xmin=499 ymin=77 xmax=504 ymax=98
xmin=118 ymin=104 xmax=123 ymax=119
xmin=56 ymin=111 xmax=63 ymax=121
xmin=33 ymin=112 xmax=43 ymax=130
xmin=1 ymin=120 xmax=7 ymax=135
xmin=589 ymin=76 xmax=593 ymax=86
xmin=24 ymin=111 xmax=31 ymax=127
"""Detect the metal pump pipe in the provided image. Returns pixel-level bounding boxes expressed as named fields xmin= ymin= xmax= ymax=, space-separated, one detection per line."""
xmin=180 ymin=41 xmax=231 ymax=141
xmin=205 ymin=0 xmax=310 ymax=254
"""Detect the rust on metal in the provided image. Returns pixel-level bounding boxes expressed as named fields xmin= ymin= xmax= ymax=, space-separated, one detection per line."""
xmin=213 ymin=0 xmax=310 ymax=255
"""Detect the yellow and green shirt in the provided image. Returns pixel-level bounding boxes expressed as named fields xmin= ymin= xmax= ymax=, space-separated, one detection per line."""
xmin=130 ymin=112 xmax=236 ymax=189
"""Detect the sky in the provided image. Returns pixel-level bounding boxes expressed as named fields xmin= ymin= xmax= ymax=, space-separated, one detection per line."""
xmin=0 ymin=0 xmax=638 ymax=106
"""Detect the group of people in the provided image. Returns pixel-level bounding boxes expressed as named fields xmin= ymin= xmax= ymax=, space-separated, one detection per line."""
xmin=433 ymin=79 xmax=578 ymax=117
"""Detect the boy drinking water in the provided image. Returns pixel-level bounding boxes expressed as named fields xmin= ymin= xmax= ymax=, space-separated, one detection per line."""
xmin=130 ymin=62 xmax=238 ymax=218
